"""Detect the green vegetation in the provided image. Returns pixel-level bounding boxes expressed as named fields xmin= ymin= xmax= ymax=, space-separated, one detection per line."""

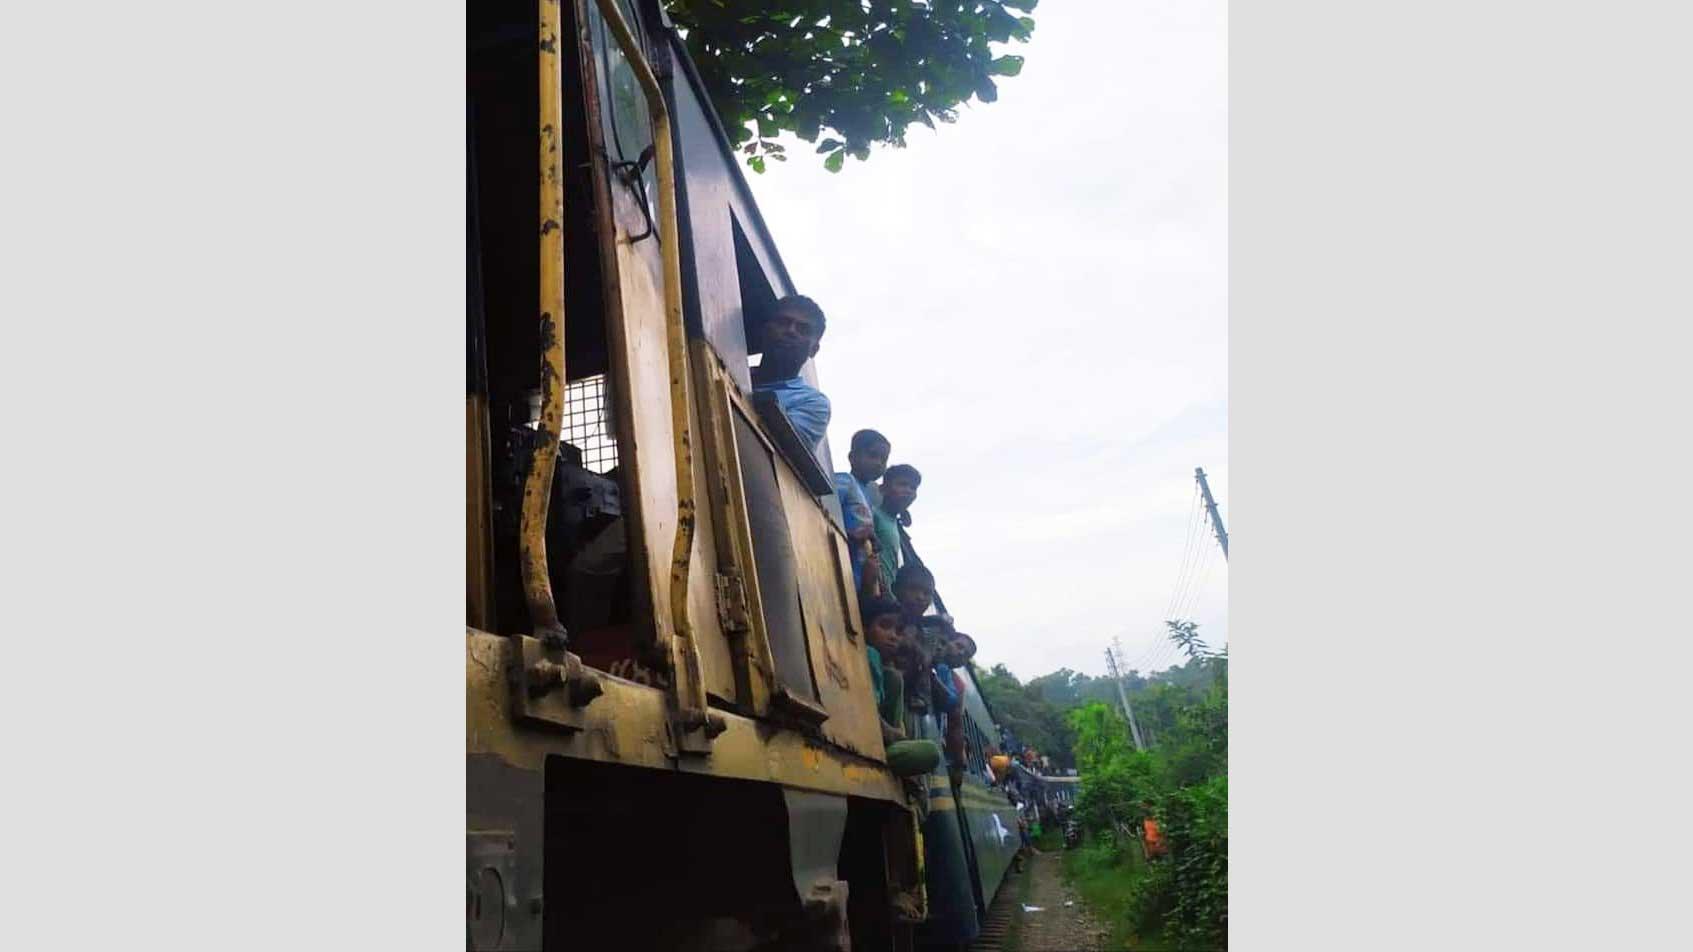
xmin=981 ymin=620 xmax=1228 ymax=950
xmin=1031 ymin=826 xmax=1063 ymax=853
xmin=977 ymin=662 xmax=1079 ymax=769
xmin=1063 ymin=839 xmax=1168 ymax=952
xmin=1066 ymin=622 xmax=1227 ymax=950
xmin=665 ymin=0 xmax=1039 ymax=172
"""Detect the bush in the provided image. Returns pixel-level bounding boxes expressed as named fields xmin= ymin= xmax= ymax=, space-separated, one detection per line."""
xmin=1159 ymin=776 xmax=1228 ymax=950
xmin=1064 ymin=652 xmax=1228 ymax=951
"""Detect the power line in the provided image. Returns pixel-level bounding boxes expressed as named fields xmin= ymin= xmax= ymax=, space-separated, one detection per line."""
xmin=1129 ymin=622 xmax=1181 ymax=673
xmin=1174 ymin=536 xmax=1216 ymax=623
xmin=1169 ymin=537 xmax=1210 ymax=624
xmin=1163 ymin=485 xmax=1204 ymax=620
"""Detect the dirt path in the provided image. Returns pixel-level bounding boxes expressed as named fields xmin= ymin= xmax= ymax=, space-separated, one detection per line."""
xmin=1011 ymin=850 xmax=1112 ymax=952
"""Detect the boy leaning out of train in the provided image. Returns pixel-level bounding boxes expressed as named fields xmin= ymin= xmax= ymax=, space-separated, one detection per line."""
xmin=890 ymin=563 xmax=943 ymax=712
xmin=861 ymin=595 xmax=908 ymax=740
xmin=861 ymin=595 xmax=941 ymax=779
xmin=936 ymin=632 xmax=978 ymax=782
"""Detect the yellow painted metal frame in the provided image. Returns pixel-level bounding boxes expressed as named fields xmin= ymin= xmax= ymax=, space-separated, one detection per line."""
xmin=518 ymin=0 xmax=570 ymax=643
xmin=469 ymin=629 xmax=903 ymax=802
xmin=588 ymin=0 xmax=713 ymax=742
xmin=691 ymin=342 xmax=781 ymax=715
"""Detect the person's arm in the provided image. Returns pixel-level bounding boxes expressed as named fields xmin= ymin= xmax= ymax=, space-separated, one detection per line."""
xmin=782 ymin=388 xmax=831 ymax=451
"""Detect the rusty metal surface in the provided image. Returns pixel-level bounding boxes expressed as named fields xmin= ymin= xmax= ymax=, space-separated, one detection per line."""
xmin=584 ymin=0 xmax=712 ymax=750
xmin=692 ymin=343 xmax=780 ymax=716
xmin=576 ymin=0 xmax=738 ymax=717
xmin=469 ymin=629 xmax=902 ymax=802
xmin=774 ymin=440 xmax=884 ymax=761
xmin=520 ymin=0 xmax=569 ymax=645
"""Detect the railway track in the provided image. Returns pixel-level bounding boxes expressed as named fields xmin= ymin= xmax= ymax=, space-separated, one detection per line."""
xmin=967 ymin=865 xmax=1024 ymax=952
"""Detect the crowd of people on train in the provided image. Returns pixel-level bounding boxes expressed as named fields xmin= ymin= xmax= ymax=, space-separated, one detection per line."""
xmin=750 ymin=294 xmax=1051 ymax=801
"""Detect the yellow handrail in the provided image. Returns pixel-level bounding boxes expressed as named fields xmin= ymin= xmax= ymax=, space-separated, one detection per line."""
xmin=519 ymin=0 xmax=570 ymax=645
xmin=591 ymin=0 xmax=715 ymax=738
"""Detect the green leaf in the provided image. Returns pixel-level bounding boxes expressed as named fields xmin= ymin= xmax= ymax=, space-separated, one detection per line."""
xmin=824 ymin=150 xmax=844 ymax=173
xmin=749 ymin=155 xmax=767 ymax=174
xmin=674 ymin=0 xmax=1035 ymax=169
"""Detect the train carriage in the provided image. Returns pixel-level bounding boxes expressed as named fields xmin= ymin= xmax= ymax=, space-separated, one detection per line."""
xmin=467 ymin=2 xmax=1019 ymax=949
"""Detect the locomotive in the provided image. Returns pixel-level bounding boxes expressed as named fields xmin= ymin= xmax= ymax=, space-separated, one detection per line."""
xmin=467 ymin=2 xmax=1019 ymax=948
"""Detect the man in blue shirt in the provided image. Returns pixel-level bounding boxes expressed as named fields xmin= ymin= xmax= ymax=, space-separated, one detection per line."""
xmin=751 ymin=295 xmax=830 ymax=455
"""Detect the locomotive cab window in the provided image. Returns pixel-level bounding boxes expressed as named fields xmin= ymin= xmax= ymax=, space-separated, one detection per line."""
xmin=736 ymin=218 xmax=833 ymax=493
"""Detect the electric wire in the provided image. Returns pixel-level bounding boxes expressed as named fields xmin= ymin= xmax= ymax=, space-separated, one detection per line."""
xmin=1163 ymin=485 xmax=1205 ymax=621
xmin=1174 ymin=535 xmax=1216 ymax=624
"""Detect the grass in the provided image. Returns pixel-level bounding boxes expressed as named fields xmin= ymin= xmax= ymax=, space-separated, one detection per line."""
xmin=1059 ymin=838 xmax=1173 ymax=951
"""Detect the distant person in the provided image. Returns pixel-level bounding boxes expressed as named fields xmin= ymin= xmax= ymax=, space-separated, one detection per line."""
xmin=874 ymin=464 xmax=921 ymax=596
xmin=1142 ymin=811 xmax=1167 ymax=860
xmin=751 ymin=295 xmax=830 ymax=456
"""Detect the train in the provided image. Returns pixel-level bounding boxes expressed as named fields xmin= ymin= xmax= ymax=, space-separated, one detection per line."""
xmin=467 ymin=2 xmax=1024 ymax=949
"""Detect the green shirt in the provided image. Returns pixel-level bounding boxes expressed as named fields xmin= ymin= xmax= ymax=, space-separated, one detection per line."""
xmin=867 ymin=645 xmax=885 ymax=705
xmin=872 ymin=507 xmax=901 ymax=593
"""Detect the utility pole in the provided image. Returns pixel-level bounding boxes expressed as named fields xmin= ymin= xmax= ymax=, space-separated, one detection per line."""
xmin=1105 ymin=641 xmax=1145 ymax=751
xmin=1196 ymin=467 xmax=1228 ymax=560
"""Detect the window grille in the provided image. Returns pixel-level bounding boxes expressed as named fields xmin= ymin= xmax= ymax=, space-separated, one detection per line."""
xmin=563 ymin=374 xmax=619 ymax=474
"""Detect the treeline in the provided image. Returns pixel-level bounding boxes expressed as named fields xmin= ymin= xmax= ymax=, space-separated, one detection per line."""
xmin=974 ymin=643 xmax=1226 ymax=772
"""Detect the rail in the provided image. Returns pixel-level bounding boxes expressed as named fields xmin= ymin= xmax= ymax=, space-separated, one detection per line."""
xmin=518 ymin=0 xmax=571 ymax=645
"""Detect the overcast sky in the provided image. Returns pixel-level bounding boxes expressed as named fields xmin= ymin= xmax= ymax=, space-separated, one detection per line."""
xmin=745 ymin=0 xmax=1226 ymax=682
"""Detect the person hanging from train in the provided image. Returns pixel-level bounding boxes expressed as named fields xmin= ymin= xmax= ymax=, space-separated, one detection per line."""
xmin=750 ymin=294 xmax=831 ymax=459
xmin=833 ymin=429 xmax=890 ymax=594
xmin=935 ymin=631 xmax=978 ymax=783
xmin=861 ymin=595 xmax=911 ymax=742
xmin=889 ymin=562 xmax=947 ymax=714
xmin=872 ymin=463 xmax=921 ymax=597
xmin=860 ymin=594 xmax=941 ymax=778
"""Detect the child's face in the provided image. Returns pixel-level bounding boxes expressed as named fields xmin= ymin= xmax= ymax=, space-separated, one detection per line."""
xmin=867 ymin=613 xmax=901 ymax=653
xmin=881 ymin=475 xmax=919 ymax=514
xmin=849 ymin=442 xmax=890 ymax=482
xmin=941 ymin=639 xmax=967 ymax=667
xmin=895 ymin=583 xmax=933 ymax=619
xmin=945 ymin=635 xmax=975 ymax=666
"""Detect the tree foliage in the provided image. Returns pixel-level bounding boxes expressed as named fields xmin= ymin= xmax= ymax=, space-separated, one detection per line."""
xmin=969 ymin=623 xmax=1226 ymax=947
xmin=665 ymin=0 xmax=1039 ymax=172
xmin=1064 ymin=623 xmax=1228 ymax=950
xmin=976 ymin=662 xmax=1076 ymax=769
